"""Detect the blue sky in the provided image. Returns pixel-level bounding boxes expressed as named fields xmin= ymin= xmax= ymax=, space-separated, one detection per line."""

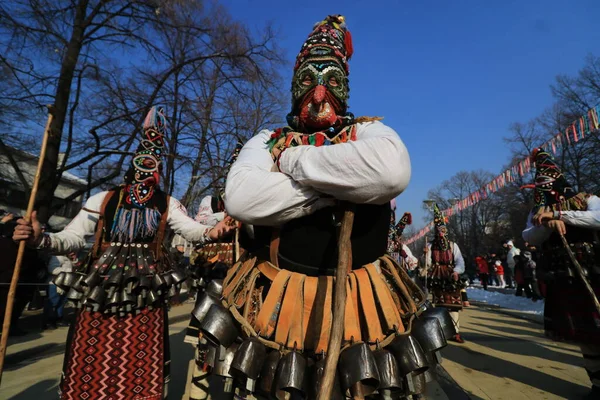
xmin=220 ymin=0 xmax=600 ymax=228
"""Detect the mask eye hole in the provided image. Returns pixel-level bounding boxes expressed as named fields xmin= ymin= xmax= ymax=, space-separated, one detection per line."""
xmin=328 ymin=76 xmax=339 ymax=87
xmin=302 ymin=74 xmax=313 ymax=86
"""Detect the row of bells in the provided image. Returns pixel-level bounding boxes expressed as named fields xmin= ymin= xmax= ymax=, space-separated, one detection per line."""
xmin=53 ymin=251 xmax=187 ymax=315
xmin=192 ymin=280 xmax=457 ymax=399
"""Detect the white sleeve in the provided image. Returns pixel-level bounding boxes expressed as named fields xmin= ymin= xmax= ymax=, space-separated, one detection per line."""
xmin=402 ymin=244 xmax=418 ymax=270
xmin=453 ymin=243 xmax=465 ymax=274
xmin=224 ymin=130 xmax=335 ymax=226
xmin=278 ymin=121 xmax=411 ymax=204
xmin=167 ymin=197 xmax=214 ymax=244
xmin=424 ymin=243 xmax=432 ymax=268
xmin=46 ymin=191 xmax=106 ymax=254
xmin=522 ymin=211 xmax=553 ymax=245
xmin=560 ymin=195 xmax=600 ymax=229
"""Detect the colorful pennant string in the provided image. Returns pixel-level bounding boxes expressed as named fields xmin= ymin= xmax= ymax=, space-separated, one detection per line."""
xmin=404 ymin=104 xmax=600 ymax=245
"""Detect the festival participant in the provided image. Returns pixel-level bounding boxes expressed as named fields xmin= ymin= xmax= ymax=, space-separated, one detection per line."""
xmin=12 ymin=107 xmax=234 ymax=400
xmin=387 ymin=201 xmax=418 ymax=270
xmin=522 ymin=148 xmax=600 ymax=398
xmin=187 ymin=15 xmax=447 ymax=399
xmin=423 ymin=203 xmax=466 ymax=343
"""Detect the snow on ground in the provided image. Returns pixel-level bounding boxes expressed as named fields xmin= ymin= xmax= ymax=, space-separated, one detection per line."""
xmin=466 ymin=286 xmax=545 ymax=315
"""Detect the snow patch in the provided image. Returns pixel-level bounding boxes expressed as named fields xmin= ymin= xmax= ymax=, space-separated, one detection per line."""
xmin=467 ymin=287 xmax=544 ymax=315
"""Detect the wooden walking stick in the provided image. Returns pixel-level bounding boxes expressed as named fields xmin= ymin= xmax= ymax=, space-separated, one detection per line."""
xmin=0 ymin=107 xmax=54 ymax=383
xmin=559 ymin=234 xmax=600 ymax=315
xmin=317 ymin=203 xmax=355 ymax=400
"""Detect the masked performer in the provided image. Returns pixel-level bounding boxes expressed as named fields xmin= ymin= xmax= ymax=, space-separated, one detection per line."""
xmin=522 ymin=148 xmax=600 ymax=398
xmin=388 ymin=205 xmax=418 ymax=271
xmin=187 ymin=15 xmax=455 ymax=400
xmin=13 ymin=107 xmax=233 ymax=400
xmin=424 ymin=203 xmax=466 ymax=343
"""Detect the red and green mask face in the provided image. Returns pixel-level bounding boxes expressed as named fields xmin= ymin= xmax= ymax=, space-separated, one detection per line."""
xmin=288 ymin=15 xmax=353 ymax=131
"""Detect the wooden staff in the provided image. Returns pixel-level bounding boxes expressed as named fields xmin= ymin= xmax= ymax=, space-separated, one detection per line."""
xmin=317 ymin=203 xmax=355 ymax=400
xmin=0 ymin=107 xmax=54 ymax=383
xmin=559 ymin=234 xmax=600 ymax=315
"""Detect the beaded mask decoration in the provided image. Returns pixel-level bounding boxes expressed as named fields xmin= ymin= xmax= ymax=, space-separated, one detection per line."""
xmin=125 ymin=107 xmax=167 ymax=208
xmin=395 ymin=212 xmax=412 ymax=238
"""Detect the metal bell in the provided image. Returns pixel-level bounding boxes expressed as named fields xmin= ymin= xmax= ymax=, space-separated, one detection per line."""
xmin=106 ymin=290 xmax=122 ymax=312
xmin=105 ymin=268 xmax=124 ymax=288
xmin=85 ymin=286 xmax=106 ymax=311
xmin=373 ymin=348 xmax=403 ymax=393
xmin=138 ymin=274 xmax=151 ymax=290
xmin=121 ymin=288 xmax=135 ymax=312
xmin=257 ymin=350 xmax=281 ymax=395
xmin=146 ymin=289 xmax=160 ymax=307
xmin=310 ymin=355 xmax=344 ymax=400
xmin=387 ymin=334 xmax=429 ymax=376
xmin=66 ymin=287 xmax=83 ymax=302
xmin=61 ymin=272 xmax=78 ymax=290
xmin=192 ymin=292 xmax=221 ymax=323
xmin=420 ymin=306 xmax=457 ymax=341
xmin=412 ymin=317 xmax=447 ymax=354
xmin=81 ymin=270 xmax=102 ymax=289
xmin=152 ymin=273 xmax=167 ymax=291
xmin=70 ymin=274 xmax=85 ymax=292
xmin=53 ymin=272 xmax=66 ymax=289
xmin=206 ymin=279 xmax=224 ymax=296
xmin=404 ymin=371 xmax=426 ymax=396
xmin=124 ymin=266 xmax=139 ymax=288
xmin=162 ymin=272 xmax=173 ymax=287
xmin=230 ymin=337 xmax=267 ymax=381
xmin=423 ymin=352 xmax=439 ymax=383
xmin=339 ymin=342 xmax=380 ymax=397
xmin=168 ymin=284 xmax=177 ymax=298
xmin=170 ymin=269 xmax=187 ymax=285
xmin=273 ymin=350 xmax=307 ymax=399
xmin=136 ymin=294 xmax=145 ymax=310
xmin=213 ymin=343 xmax=239 ymax=378
xmin=199 ymin=304 xmax=239 ymax=347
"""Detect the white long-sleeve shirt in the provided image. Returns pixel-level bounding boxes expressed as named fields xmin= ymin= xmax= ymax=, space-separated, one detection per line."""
xmin=522 ymin=195 xmax=600 ymax=246
xmin=506 ymin=247 xmax=520 ymax=270
xmin=194 ymin=195 xmax=225 ymax=226
xmin=225 ymin=121 xmax=411 ymax=226
xmin=45 ymin=191 xmax=215 ymax=254
xmin=424 ymin=242 xmax=465 ymax=274
xmin=402 ymin=244 xmax=419 ymax=270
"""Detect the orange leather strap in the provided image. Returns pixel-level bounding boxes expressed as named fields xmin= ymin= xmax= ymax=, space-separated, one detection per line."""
xmin=257 ymin=261 xmax=279 ymax=281
xmin=234 ymin=268 xmax=261 ymax=309
xmin=366 ymin=263 xmax=403 ymax=333
xmin=343 ymin=279 xmax=361 ymax=342
xmin=355 ymin=268 xmax=384 ymax=343
xmin=254 ymin=269 xmax=292 ymax=339
xmin=274 ymin=273 xmax=305 ymax=349
xmin=223 ymin=258 xmax=256 ymax=302
xmin=314 ymin=276 xmax=333 ymax=354
xmin=302 ymin=276 xmax=318 ymax=348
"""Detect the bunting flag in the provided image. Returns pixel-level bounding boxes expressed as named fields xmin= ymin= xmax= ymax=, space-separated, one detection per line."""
xmin=404 ymin=104 xmax=600 ymax=245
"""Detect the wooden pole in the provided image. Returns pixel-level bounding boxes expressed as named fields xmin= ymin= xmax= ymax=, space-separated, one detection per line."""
xmin=317 ymin=203 xmax=355 ymax=400
xmin=0 ymin=107 xmax=54 ymax=384
xmin=559 ymin=234 xmax=600 ymax=315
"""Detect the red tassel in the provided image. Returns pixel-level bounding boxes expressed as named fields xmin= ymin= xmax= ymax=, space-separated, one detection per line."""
xmin=344 ymin=29 xmax=354 ymax=60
